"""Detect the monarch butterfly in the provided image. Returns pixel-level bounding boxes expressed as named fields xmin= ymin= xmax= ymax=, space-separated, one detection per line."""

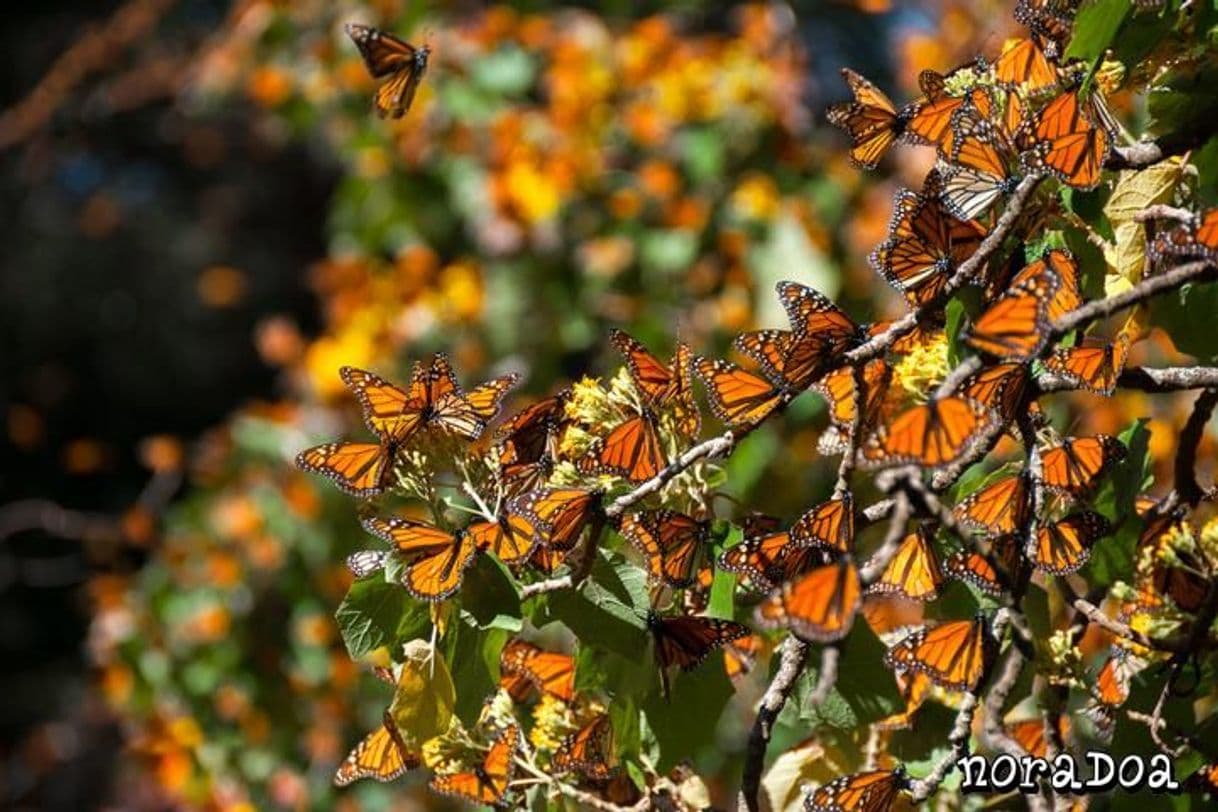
xmin=1031 ymin=511 xmax=1111 ymax=574
xmin=334 ymin=710 xmax=419 ymax=786
xmin=499 ymin=639 xmax=576 ymax=702
xmin=578 ymin=411 xmax=667 ymax=483
xmin=1095 ymin=645 xmax=1146 ymax=706
xmin=954 ymin=473 xmax=1028 ymax=535
xmin=1150 ymin=207 xmax=1218 ymax=263
xmin=994 ymin=36 xmax=1059 ymax=92
xmin=961 ymin=362 xmax=1031 ymax=423
xmin=870 ymin=181 xmax=988 ymax=307
xmin=814 ymin=358 xmax=892 ymax=455
xmin=877 ymin=669 xmax=933 ymax=730
xmin=508 ymin=488 xmax=603 ymax=551
xmin=1040 ymin=435 xmax=1126 ymax=496
xmin=909 ymin=71 xmax=996 ymax=150
xmin=553 ymin=715 xmax=615 ymax=780
xmin=693 ymin=355 xmax=784 ymax=427
xmin=1005 ymin=716 xmax=1071 ymax=758
xmin=864 ymin=525 xmax=944 ymax=601
xmin=997 ymin=249 xmax=1082 ymax=322
xmin=804 ymin=768 xmax=909 ymax=812
xmin=963 ymin=264 xmax=1058 ymax=360
xmin=528 ymin=544 xmax=569 ymax=575
xmin=356 ymin=516 xmax=479 ymax=601
xmin=861 ymin=395 xmax=996 ymax=470
xmin=345 ymin=23 xmax=431 ymax=119
xmin=884 ymin=616 xmax=995 ymax=692
xmin=1045 ymin=334 xmax=1131 ymax=396
xmin=826 ymin=69 xmax=915 ymax=169
xmin=724 ymin=634 xmax=762 ymax=680
xmin=298 ymin=359 xmax=518 ymax=495
xmin=466 ymin=512 xmax=540 ymax=567
xmin=755 ymin=557 xmax=862 ymax=643
xmin=611 ymin=330 xmax=700 ymax=438
xmin=736 ymin=282 xmax=863 ymax=390
xmin=1151 ymin=550 xmax=1211 ymax=612
xmin=790 ymin=496 xmax=855 ymax=554
xmin=647 ymin=612 xmax=751 ymax=700
xmin=429 ymin=725 xmax=518 ymax=805
xmin=940 ymin=118 xmax=1024 ymax=221
xmin=1033 ymin=89 xmax=1110 ymax=190
xmin=620 ymin=509 xmax=709 ymax=588
xmin=718 ymin=528 xmax=826 ymax=592
xmin=944 ymin=535 xmax=1022 ymax=596
xmin=495 ymin=391 xmax=571 ymax=494
xmin=1014 ymin=0 xmax=1078 ymax=45
xmin=682 ymin=564 xmax=716 ymax=614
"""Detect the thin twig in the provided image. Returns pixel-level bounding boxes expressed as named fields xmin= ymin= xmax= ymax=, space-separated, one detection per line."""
xmin=740 ymin=636 xmax=810 ymax=812
xmin=1037 ymin=365 xmax=1218 ymax=393
xmin=1052 ymin=260 xmax=1217 ymax=335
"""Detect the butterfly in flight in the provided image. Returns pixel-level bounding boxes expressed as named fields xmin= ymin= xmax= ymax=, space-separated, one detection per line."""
xmin=296 ymin=358 xmax=517 ymax=496
xmin=647 ymin=612 xmax=750 ymax=700
xmin=345 ymin=23 xmax=431 ymax=119
xmin=884 ymin=616 xmax=995 ymax=692
xmin=333 ymin=710 xmax=418 ymax=786
xmin=428 ymin=725 xmax=518 ymax=806
xmin=498 ymin=639 xmax=576 ymax=703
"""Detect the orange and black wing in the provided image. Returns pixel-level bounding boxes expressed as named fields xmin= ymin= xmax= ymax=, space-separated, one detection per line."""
xmin=508 ymin=488 xmax=602 ymax=551
xmin=789 ymin=495 xmax=854 ymax=554
xmin=648 ymin=613 xmax=751 ymax=672
xmin=954 ymin=474 xmax=1028 ymax=535
xmin=994 ymin=36 xmax=1058 ymax=92
xmin=694 ymin=356 xmax=784 ymax=427
xmin=297 ymin=440 xmax=393 ymax=497
xmin=340 ymin=365 xmax=423 ymax=440
xmin=1044 ymin=334 xmax=1130 ymax=396
xmin=755 ymin=558 xmax=862 ymax=643
xmin=961 ymin=362 xmax=1030 ymax=423
xmin=827 ymin=69 xmax=906 ymax=169
xmin=467 ymin=513 xmax=539 ymax=567
xmin=864 ymin=525 xmax=943 ymax=601
xmin=1040 ymin=435 xmax=1126 ymax=496
xmin=1031 ymin=511 xmax=1111 ymax=574
xmin=944 ymin=536 xmax=1022 ymax=596
xmin=884 ymin=617 xmax=994 ymax=692
xmin=964 ymin=263 xmax=1057 ymax=360
xmin=579 ymin=412 xmax=667 ymax=483
xmin=334 ymin=711 xmax=419 ymax=786
xmin=620 ymin=509 xmax=708 ymax=588
xmin=429 ymin=725 xmax=518 ymax=805
xmin=345 ymin=23 xmax=430 ymax=119
xmin=553 ymin=715 xmax=615 ymax=780
xmin=861 ymin=396 xmax=995 ymax=470
xmin=499 ymin=639 xmax=576 ymax=702
xmin=805 ymin=768 xmax=909 ymax=812
xmin=718 ymin=530 xmax=823 ymax=592
xmin=1033 ymin=90 xmax=1109 ymax=189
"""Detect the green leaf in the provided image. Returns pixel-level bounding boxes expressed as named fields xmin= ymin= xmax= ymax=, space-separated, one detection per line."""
xmin=1151 ymin=281 xmax=1218 ymax=361
xmin=1066 ymin=0 xmax=1132 ymax=61
xmin=680 ymin=128 xmax=725 ymax=185
xmin=641 ymin=655 xmax=735 ymax=772
xmin=444 ymin=617 xmax=507 ymax=724
xmin=461 ymin=555 xmax=522 ymax=631
xmin=1087 ymin=420 xmax=1150 ymax=586
xmin=707 ymin=567 xmax=739 ymax=620
xmin=538 ymin=551 xmax=649 ymax=658
xmin=336 ymin=577 xmax=426 ymax=660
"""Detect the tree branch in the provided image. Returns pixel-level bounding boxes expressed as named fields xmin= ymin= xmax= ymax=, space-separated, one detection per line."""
xmin=1174 ymin=388 xmax=1218 ymax=506
xmin=740 ymin=636 xmax=810 ymax=812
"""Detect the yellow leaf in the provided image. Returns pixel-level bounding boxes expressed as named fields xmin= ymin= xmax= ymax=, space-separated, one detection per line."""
xmin=1105 ymin=219 xmax=1148 ymax=291
xmin=387 ymin=639 xmax=456 ymax=751
xmin=1103 ymin=159 xmax=1185 ymax=224
xmin=761 ymin=739 xmax=826 ymax=812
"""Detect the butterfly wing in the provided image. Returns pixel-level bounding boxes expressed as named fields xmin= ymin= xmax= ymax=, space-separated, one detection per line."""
xmin=340 ymin=366 xmax=423 ymax=440
xmin=296 ymin=440 xmax=391 ymax=497
xmin=954 ymin=474 xmax=1028 ymax=535
xmin=621 ymin=510 xmax=707 ymax=588
xmin=553 ymin=715 xmax=615 ymax=780
xmin=828 ymin=69 xmax=903 ymax=169
xmin=1031 ymin=511 xmax=1111 ymax=574
xmin=864 ymin=526 xmax=943 ymax=601
xmin=789 ymin=496 xmax=854 ymax=554
xmin=499 ymin=640 xmax=576 ymax=702
xmin=964 ymin=265 xmax=1058 ymax=360
xmin=429 ymin=725 xmax=517 ymax=805
xmin=806 ymin=769 xmax=908 ymax=812
xmin=884 ymin=618 xmax=993 ymax=692
xmin=1041 ymin=435 xmax=1126 ymax=495
xmin=694 ymin=356 xmax=783 ymax=426
xmin=579 ymin=413 xmax=667 ymax=483
xmin=755 ymin=558 xmax=861 ymax=643
xmin=862 ymin=396 xmax=995 ymax=469
xmin=334 ymin=712 xmax=418 ymax=786
xmin=468 ymin=514 xmax=539 ymax=566
xmin=649 ymin=614 xmax=751 ymax=672
xmin=509 ymin=488 xmax=601 ymax=551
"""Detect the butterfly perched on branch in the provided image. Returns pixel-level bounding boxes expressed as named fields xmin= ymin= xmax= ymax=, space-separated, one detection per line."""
xmin=333 ymin=710 xmax=419 ymax=786
xmin=345 ymin=23 xmax=431 ymax=118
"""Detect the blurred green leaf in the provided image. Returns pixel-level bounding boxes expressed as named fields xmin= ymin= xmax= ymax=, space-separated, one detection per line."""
xmin=945 ymin=299 xmax=965 ymax=367
xmin=641 ymin=655 xmax=735 ymax=771
xmin=1066 ymin=0 xmax=1132 ymax=61
xmin=1151 ymin=281 xmax=1218 ymax=361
